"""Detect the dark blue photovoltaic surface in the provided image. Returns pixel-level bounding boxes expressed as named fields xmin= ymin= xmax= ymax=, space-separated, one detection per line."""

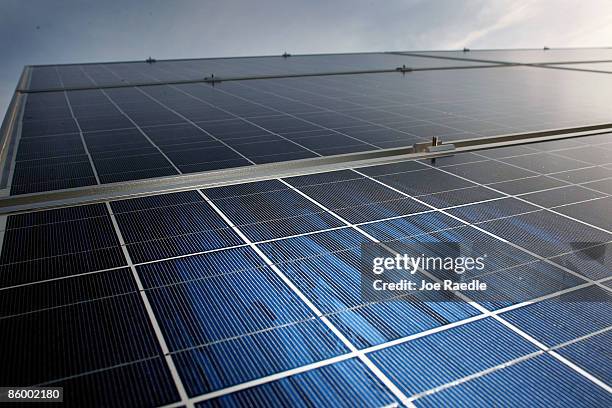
xmin=197 ymin=358 xmax=398 ymax=407
xmin=49 ymin=357 xmax=180 ymax=408
xmin=0 ymin=293 xmax=162 ymax=386
xmin=146 ymin=266 xmax=315 ymax=350
xmin=500 ymin=286 xmax=612 ymax=346
xmin=556 ymin=330 xmax=612 ymax=385
xmin=370 ymin=318 xmax=538 ymax=395
xmin=11 ymin=63 xmax=612 ymax=195
xmin=0 ymin=204 xmax=126 ymax=287
xmin=111 ymin=191 xmax=243 ymax=263
xmin=173 ymin=319 xmax=348 ymax=396
xmin=284 ymin=170 xmax=430 ymax=223
xmin=414 ymin=354 xmax=612 ymax=407
xmin=204 ymin=180 xmax=346 ymax=241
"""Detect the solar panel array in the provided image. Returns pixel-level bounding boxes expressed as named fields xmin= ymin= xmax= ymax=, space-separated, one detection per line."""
xmin=1 ymin=49 xmax=611 ymax=407
xmin=10 ymin=64 xmax=612 ymax=195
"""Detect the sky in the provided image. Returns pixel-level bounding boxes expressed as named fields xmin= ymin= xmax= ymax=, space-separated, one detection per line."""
xmin=1 ymin=0 xmax=612 ymax=117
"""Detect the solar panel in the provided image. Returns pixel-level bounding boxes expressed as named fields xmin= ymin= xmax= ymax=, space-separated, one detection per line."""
xmin=407 ymin=48 xmax=612 ymax=64
xmin=26 ymin=53 xmax=496 ymax=91
xmin=0 ymin=50 xmax=611 ymax=407
xmin=9 ymin=65 xmax=612 ymax=195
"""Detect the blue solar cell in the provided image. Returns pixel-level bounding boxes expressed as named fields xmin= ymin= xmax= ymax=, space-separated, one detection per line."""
xmin=137 ymin=246 xmax=265 ymax=288
xmin=358 ymin=212 xmax=464 ymax=242
xmin=145 ymin=266 xmax=315 ymax=350
xmin=418 ymin=186 xmax=503 ymax=209
xmin=549 ymin=243 xmax=612 ymax=280
xmin=478 ymin=210 xmax=612 ymax=258
xmin=443 ymin=160 xmax=538 ymax=184
xmin=502 ymin=152 xmax=590 ymax=174
xmin=206 ymin=183 xmax=345 ymax=241
xmin=0 ymin=293 xmax=161 ymax=386
xmin=500 ymin=286 xmax=612 ymax=346
xmin=364 ymin=168 xmax=476 ymax=196
xmin=414 ymin=354 xmax=612 ymax=407
xmin=114 ymin=200 xmax=234 ymax=243
xmin=174 ymin=319 xmax=348 ymax=396
xmin=49 ymin=357 xmax=180 ymax=408
xmin=446 ymin=197 xmax=539 ymax=223
xmin=196 ymin=358 xmax=398 ymax=407
xmin=0 ymin=247 xmax=127 ymax=288
xmin=0 ymin=267 xmax=135 ymax=317
xmin=520 ymin=186 xmax=604 ymax=208
xmin=286 ymin=174 xmax=429 ymax=223
xmin=0 ymin=210 xmax=123 ymax=267
xmin=556 ymin=330 xmax=612 ymax=385
xmin=464 ymin=260 xmax=585 ymax=310
xmin=258 ymin=227 xmax=369 ymax=264
xmin=553 ymin=197 xmax=612 ymax=231
xmin=328 ymin=292 xmax=478 ymax=348
xmin=370 ymin=318 xmax=537 ymax=395
xmin=21 ymin=118 xmax=79 ymax=137
xmin=6 ymin=203 xmax=108 ymax=228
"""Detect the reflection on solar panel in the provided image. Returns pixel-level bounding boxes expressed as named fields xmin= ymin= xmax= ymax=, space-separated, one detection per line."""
xmin=0 ymin=49 xmax=611 ymax=407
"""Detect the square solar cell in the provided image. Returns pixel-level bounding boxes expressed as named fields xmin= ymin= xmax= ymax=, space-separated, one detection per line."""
xmin=549 ymin=242 xmax=612 ymax=280
xmin=327 ymin=291 xmax=478 ymax=348
xmin=487 ymin=175 xmax=568 ymax=195
xmin=286 ymin=172 xmax=429 ymax=224
xmin=414 ymin=354 xmax=612 ymax=407
xmin=463 ymin=260 xmax=586 ymax=310
xmin=520 ymin=185 xmax=605 ymax=207
xmin=204 ymin=181 xmax=345 ymax=241
xmin=553 ymin=146 xmax=612 ymax=165
xmin=365 ymin=168 xmax=476 ymax=196
xmin=76 ymin=115 xmax=134 ymax=132
xmin=369 ymin=319 xmax=537 ymax=395
xmin=16 ymin=133 xmax=84 ymax=160
xmin=581 ymin=179 xmax=612 ymax=195
xmin=556 ymin=330 xmax=611 ymax=385
xmin=48 ymin=357 xmax=180 ymax=408
xmin=196 ymin=359 xmax=399 ymax=408
xmin=502 ymin=152 xmax=591 ymax=174
xmin=358 ymin=212 xmax=465 ymax=243
xmin=553 ymin=197 xmax=612 ymax=231
xmin=136 ymin=246 xmax=265 ymax=288
xmin=144 ymin=266 xmax=314 ymax=350
xmin=21 ymin=118 xmax=79 ymax=138
xmin=10 ymin=160 xmax=98 ymax=194
xmin=142 ymin=123 xmax=218 ymax=146
xmin=442 ymin=160 xmax=538 ymax=184
xmin=446 ymin=197 xmax=539 ymax=223
xmin=0 ymin=267 xmax=135 ymax=317
xmin=0 ymin=208 xmax=126 ymax=287
xmin=164 ymin=145 xmax=247 ymax=165
xmin=417 ymin=186 xmax=503 ymax=208
xmin=173 ymin=319 xmax=348 ymax=396
xmin=0 ymin=293 xmax=161 ymax=386
xmin=111 ymin=191 xmax=243 ymax=263
xmin=500 ymin=286 xmax=612 ymax=346
xmin=478 ymin=210 xmax=612 ymax=258
xmin=551 ymin=166 xmax=612 ymax=183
